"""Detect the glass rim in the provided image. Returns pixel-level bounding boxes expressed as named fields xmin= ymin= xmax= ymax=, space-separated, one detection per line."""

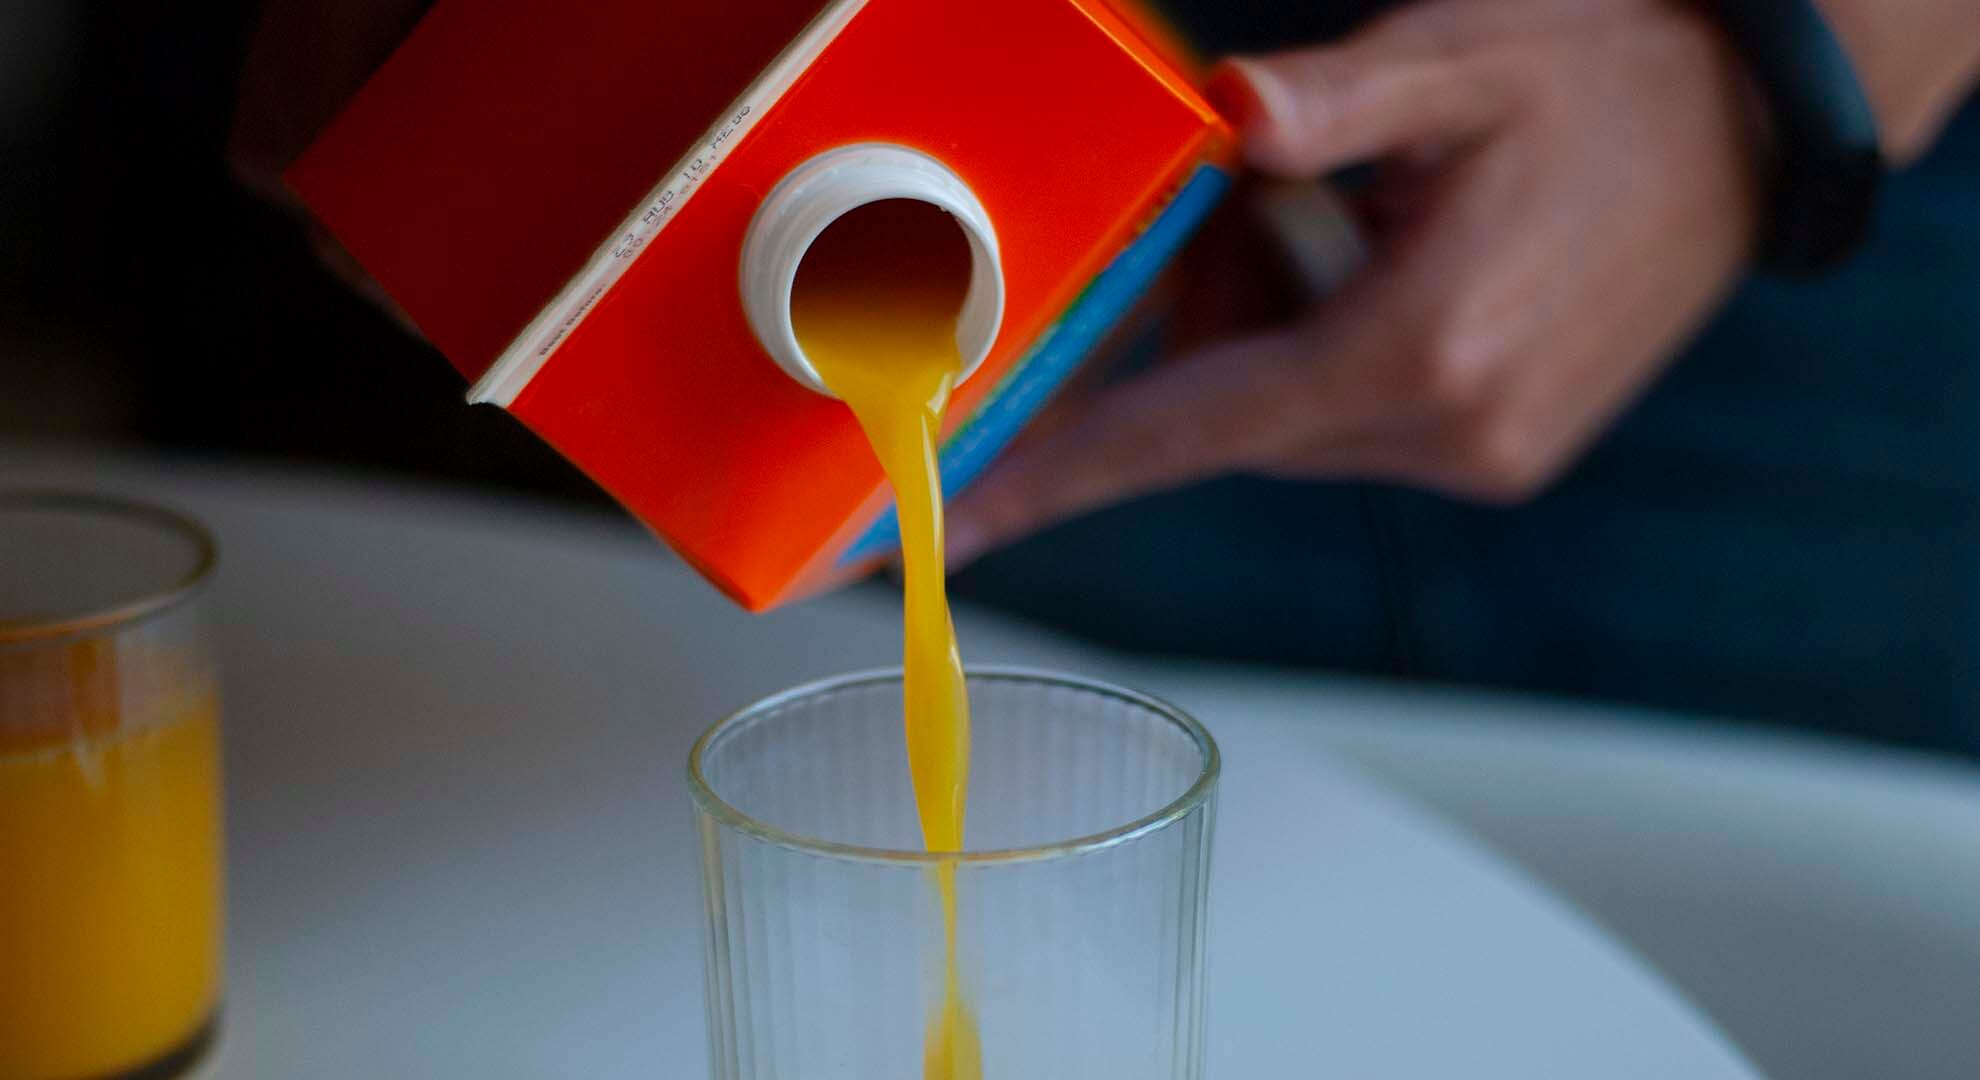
xmin=0 ymin=490 xmax=218 ymax=647
xmin=686 ymin=666 xmax=1221 ymax=867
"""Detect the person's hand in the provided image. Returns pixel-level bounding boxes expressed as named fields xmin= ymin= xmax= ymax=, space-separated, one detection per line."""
xmin=945 ymin=0 xmax=1770 ymax=564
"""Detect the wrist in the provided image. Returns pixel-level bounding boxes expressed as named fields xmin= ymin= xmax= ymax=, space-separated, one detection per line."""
xmin=1809 ymin=0 xmax=1980 ymax=162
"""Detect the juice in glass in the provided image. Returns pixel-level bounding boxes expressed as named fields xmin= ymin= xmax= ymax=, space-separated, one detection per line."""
xmin=0 ymin=494 xmax=224 ymax=1080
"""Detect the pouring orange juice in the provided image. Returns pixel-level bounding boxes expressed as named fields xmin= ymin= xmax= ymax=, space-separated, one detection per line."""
xmin=793 ymin=197 xmax=981 ymax=1077
xmin=285 ymin=2 xmax=1236 ymax=1075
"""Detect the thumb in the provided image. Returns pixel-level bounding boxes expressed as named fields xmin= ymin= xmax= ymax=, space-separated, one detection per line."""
xmin=944 ymin=323 xmax=1338 ymax=567
xmin=945 ymin=223 xmax=1442 ymax=565
xmin=1210 ymin=24 xmax=1508 ymax=178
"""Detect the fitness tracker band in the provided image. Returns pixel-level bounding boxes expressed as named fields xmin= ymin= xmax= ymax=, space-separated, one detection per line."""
xmin=1708 ymin=0 xmax=1884 ymax=275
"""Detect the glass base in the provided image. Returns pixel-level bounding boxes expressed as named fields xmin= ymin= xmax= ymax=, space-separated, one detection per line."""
xmin=87 ymin=1011 xmax=219 ymax=1080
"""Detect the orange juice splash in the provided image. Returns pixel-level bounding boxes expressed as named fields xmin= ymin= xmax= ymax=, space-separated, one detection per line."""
xmin=0 ymin=641 xmax=224 ymax=1078
xmin=792 ymin=198 xmax=981 ymax=1080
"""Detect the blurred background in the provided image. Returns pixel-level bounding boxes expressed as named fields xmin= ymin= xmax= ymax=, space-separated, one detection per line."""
xmin=0 ymin=2 xmax=591 ymax=495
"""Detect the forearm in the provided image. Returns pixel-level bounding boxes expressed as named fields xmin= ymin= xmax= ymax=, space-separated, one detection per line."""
xmin=1813 ymin=0 xmax=1980 ymax=161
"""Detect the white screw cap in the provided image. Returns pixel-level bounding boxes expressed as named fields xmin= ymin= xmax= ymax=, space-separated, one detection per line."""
xmin=739 ymin=143 xmax=1005 ymax=397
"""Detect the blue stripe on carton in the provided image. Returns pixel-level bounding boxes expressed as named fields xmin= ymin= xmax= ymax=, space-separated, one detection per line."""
xmin=840 ymin=162 xmax=1232 ymax=565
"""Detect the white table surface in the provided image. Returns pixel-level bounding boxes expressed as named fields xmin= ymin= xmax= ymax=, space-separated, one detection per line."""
xmin=1294 ymin=683 xmax=1980 ymax=1080
xmin=5 ymin=450 xmax=1763 ymax=1080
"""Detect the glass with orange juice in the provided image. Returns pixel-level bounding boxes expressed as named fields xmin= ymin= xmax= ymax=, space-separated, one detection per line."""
xmin=0 ymin=493 xmax=225 ymax=1080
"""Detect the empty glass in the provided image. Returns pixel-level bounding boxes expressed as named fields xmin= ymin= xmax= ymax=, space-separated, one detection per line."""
xmin=689 ymin=668 xmax=1219 ymax=1079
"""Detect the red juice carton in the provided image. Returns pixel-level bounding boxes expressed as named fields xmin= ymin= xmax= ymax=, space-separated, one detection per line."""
xmin=288 ymin=0 xmax=1236 ymax=610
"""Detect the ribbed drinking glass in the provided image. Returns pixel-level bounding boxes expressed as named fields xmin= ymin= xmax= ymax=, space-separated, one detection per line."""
xmin=689 ymin=667 xmax=1218 ymax=1080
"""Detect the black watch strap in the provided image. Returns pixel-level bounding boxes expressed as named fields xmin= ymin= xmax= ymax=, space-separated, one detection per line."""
xmin=1709 ymin=0 xmax=1884 ymax=276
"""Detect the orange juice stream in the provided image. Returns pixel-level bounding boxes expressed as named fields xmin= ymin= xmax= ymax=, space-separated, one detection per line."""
xmin=792 ymin=199 xmax=981 ymax=1080
xmin=0 ymin=642 xmax=224 ymax=1078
